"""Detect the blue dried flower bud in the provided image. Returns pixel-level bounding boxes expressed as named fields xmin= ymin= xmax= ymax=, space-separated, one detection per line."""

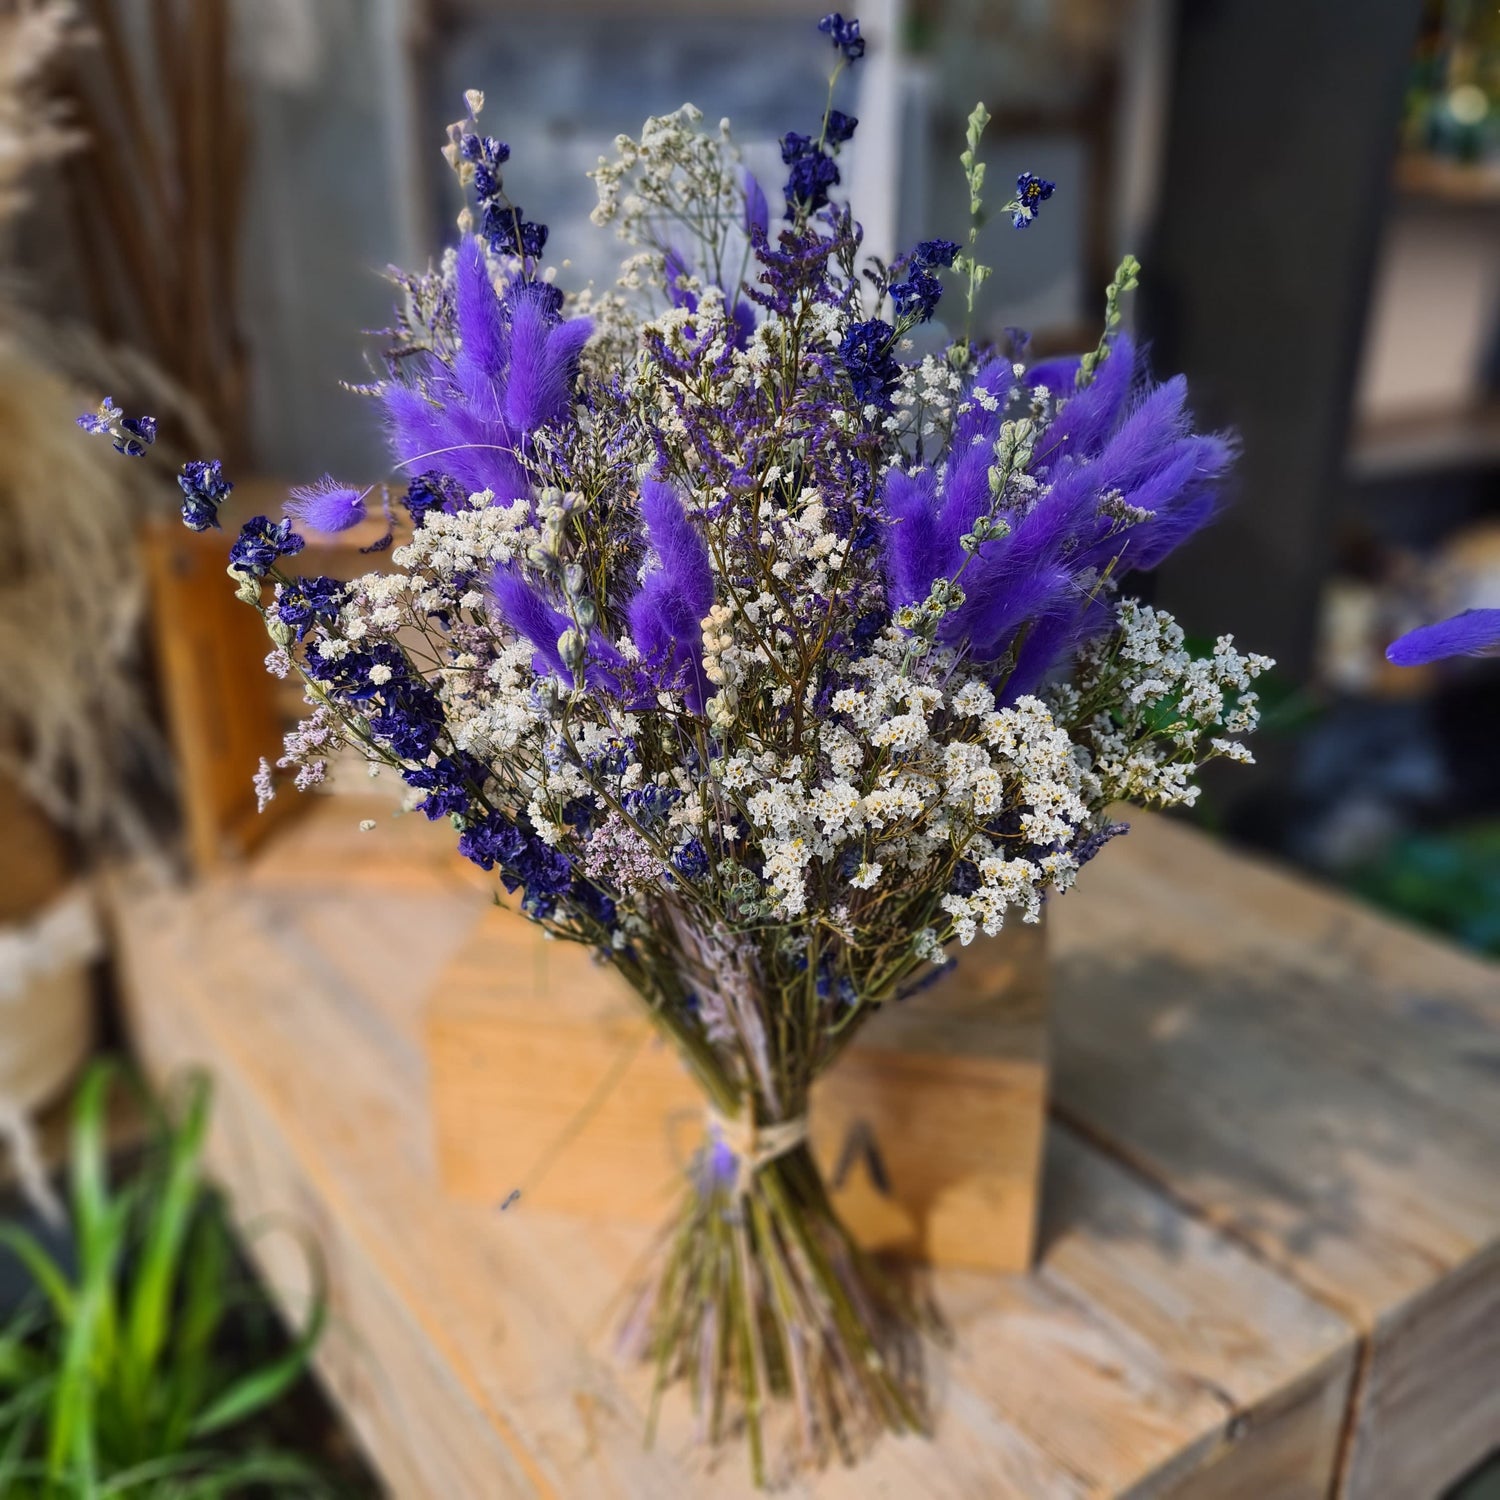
xmin=177 ymin=458 xmax=232 ymax=531
xmin=1012 ymin=172 xmax=1055 ymax=228
xmin=484 ymin=202 xmax=548 ymax=258
xmin=817 ymin=12 xmax=866 ymax=61
xmin=780 ymin=131 xmax=818 ymax=165
xmin=228 ymin=515 xmax=305 ymax=579
xmin=826 ymin=109 xmax=858 ymax=146
xmin=837 ymin=318 xmax=900 ymax=406
xmin=273 ymin=574 xmax=346 ymax=640
xmin=890 ymin=267 xmax=943 ymax=324
xmin=76 ymin=397 xmax=157 ymax=457
xmin=783 ymin=150 xmax=840 ymax=216
xmin=911 ymin=238 xmax=960 ymax=269
xmin=672 ymin=838 xmax=711 ymax=881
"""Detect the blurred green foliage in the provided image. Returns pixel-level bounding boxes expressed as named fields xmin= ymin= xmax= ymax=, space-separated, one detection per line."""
xmin=0 ymin=1062 xmax=335 ymax=1498
xmin=1350 ymin=822 xmax=1500 ymax=956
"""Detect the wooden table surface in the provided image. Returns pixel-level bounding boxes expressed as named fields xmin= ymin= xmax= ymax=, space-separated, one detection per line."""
xmin=109 ymin=799 xmax=1500 ymax=1499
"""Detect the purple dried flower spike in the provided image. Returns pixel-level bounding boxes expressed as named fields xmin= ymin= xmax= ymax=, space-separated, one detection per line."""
xmin=626 ymin=480 xmax=715 ymax=712
xmin=382 ymin=240 xmax=590 ymax=504
xmin=881 ymin=334 xmax=1233 ymax=691
xmin=1387 ymin=608 xmax=1500 ymax=667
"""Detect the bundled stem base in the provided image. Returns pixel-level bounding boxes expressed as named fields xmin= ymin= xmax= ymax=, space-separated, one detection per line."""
xmin=629 ymin=1141 xmax=925 ymax=1485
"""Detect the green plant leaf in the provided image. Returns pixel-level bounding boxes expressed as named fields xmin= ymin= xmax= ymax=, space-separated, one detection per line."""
xmin=0 ymin=1227 xmax=75 ymax=1324
xmin=158 ymin=1202 xmax=231 ymax=1454
xmin=68 ymin=1061 xmax=115 ymax=1256
xmin=123 ymin=1072 xmax=210 ymax=1424
xmin=1 ymin=1061 xmax=333 ymax=1493
xmin=188 ymin=1283 xmax=326 ymax=1441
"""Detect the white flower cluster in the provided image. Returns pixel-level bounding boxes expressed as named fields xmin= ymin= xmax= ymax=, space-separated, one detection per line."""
xmin=1057 ymin=599 xmax=1273 ymax=808
xmin=696 ymin=627 xmax=1092 ymax=944
xmin=391 ymin=489 xmax=536 ymax=589
xmin=590 ymin=105 xmax=744 ymax=256
xmin=884 ymin=354 xmax=968 ymax=444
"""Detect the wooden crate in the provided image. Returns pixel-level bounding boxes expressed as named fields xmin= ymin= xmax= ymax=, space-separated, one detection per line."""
xmin=427 ymin=901 xmax=1049 ymax=1272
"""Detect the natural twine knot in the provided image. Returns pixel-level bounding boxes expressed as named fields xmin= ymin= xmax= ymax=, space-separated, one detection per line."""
xmin=705 ymin=1106 xmax=809 ymax=1195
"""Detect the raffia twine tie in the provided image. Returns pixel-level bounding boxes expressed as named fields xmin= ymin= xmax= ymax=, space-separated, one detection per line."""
xmin=705 ymin=1107 xmax=808 ymax=1196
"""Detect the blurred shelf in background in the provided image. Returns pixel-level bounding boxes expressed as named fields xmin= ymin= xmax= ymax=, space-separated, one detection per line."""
xmin=1395 ymin=149 xmax=1500 ymax=205
xmin=1349 ymin=398 xmax=1500 ymax=480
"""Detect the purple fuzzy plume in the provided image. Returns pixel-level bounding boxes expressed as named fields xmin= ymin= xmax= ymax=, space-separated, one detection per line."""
xmin=381 ymin=241 xmax=591 ymax=506
xmin=503 ymin=284 xmax=594 ymax=434
xmin=627 ymin=480 xmax=714 ymax=711
xmin=287 ymin=476 xmax=367 ymax=533
xmin=1387 ymin=608 xmax=1500 ymax=666
xmin=490 ymin=566 xmax=631 ymax=694
xmin=490 ymin=567 xmax=571 ymax=677
xmin=883 ymin=467 xmax=942 ymax=609
xmin=743 ymin=169 xmax=770 ymax=239
xmin=880 ymin=334 xmax=1231 ymax=691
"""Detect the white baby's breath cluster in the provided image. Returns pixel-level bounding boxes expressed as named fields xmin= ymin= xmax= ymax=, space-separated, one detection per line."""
xmin=1054 ymin=599 xmax=1273 ymax=809
xmin=590 ymin=106 xmax=745 ymax=276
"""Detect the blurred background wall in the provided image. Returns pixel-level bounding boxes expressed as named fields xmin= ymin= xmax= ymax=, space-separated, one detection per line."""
xmin=5 ymin=0 xmax=1499 ymax=957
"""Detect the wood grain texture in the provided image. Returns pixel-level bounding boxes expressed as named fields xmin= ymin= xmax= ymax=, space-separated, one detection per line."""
xmin=140 ymin=518 xmax=300 ymax=871
xmin=110 ymin=798 xmax=1359 ymax=1498
xmin=1047 ymin=811 xmax=1500 ymax=1500
xmin=427 ymin=904 xmax=1049 ymax=1272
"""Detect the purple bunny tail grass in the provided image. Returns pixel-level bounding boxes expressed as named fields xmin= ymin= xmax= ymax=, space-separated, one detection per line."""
xmin=489 ymin=567 xmax=571 ymax=676
xmin=1110 ymin=432 xmax=1234 ymax=573
xmin=1000 ymin=591 xmax=1113 ymax=702
xmin=934 ymin=440 xmax=996 ymax=567
xmin=664 ymin=249 xmax=698 ymax=312
xmin=1031 ymin=335 xmax=1138 ymax=474
xmin=959 ymin=558 xmax=1075 ymax=663
xmin=729 ymin=297 xmax=757 ymax=351
xmin=501 ymin=295 xmax=593 ymax=436
xmin=628 ymin=480 xmax=714 ymax=711
xmin=1088 ymin=374 xmax=1194 ymax=494
xmin=453 ymin=239 xmax=509 ymax=419
xmin=1387 ymin=608 xmax=1500 ymax=667
xmin=383 ymin=382 xmax=450 ymax=474
xmin=1023 ymin=351 xmax=1080 ymax=398
xmin=382 ymin=383 xmax=531 ymax=505
xmin=491 ymin=566 xmax=634 ymax=693
xmin=286 ymin=476 xmax=367 ymax=533
xmin=949 ymin=358 xmax=1010 ymax=454
xmin=743 ymin=168 xmax=770 ymax=239
xmin=639 ymin=480 xmax=713 ymax=618
xmin=882 ymin=466 xmax=942 ymax=609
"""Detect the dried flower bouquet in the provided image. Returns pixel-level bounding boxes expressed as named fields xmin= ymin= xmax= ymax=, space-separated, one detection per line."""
xmin=82 ymin=12 xmax=1271 ymax=1481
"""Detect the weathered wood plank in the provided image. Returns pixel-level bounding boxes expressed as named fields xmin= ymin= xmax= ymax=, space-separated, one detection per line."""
xmin=110 ymin=798 xmax=1357 ymax=1499
xmin=1048 ymin=811 xmax=1500 ymax=1500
